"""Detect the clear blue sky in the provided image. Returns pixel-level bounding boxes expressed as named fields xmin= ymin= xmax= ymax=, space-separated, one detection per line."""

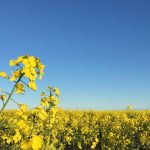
xmin=0 ymin=0 xmax=150 ymax=109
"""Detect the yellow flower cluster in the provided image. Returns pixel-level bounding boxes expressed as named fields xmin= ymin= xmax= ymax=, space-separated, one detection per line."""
xmin=0 ymin=84 xmax=60 ymax=149
xmin=18 ymin=104 xmax=28 ymax=111
xmin=16 ymin=83 xmax=25 ymax=94
xmin=21 ymin=135 xmax=43 ymax=150
xmin=0 ymin=55 xmax=44 ymax=93
xmin=0 ymin=54 xmax=45 ymax=114
xmin=0 ymin=72 xmax=9 ymax=78
xmin=40 ymin=86 xmax=60 ymax=108
xmin=0 ymin=94 xmax=7 ymax=101
xmin=10 ymin=55 xmax=45 ymax=91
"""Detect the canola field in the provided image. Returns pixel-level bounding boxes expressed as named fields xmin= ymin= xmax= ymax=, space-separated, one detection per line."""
xmin=0 ymin=55 xmax=150 ymax=149
xmin=0 ymin=109 xmax=150 ymax=150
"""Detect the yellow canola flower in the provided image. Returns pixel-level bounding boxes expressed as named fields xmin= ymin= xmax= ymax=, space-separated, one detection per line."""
xmin=22 ymin=67 xmax=37 ymax=81
xmin=30 ymin=67 xmax=37 ymax=75
xmin=10 ymin=70 xmax=22 ymax=81
xmin=1 ymin=135 xmax=13 ymax=144
xmin=0 ymin=94 xmax=7 ymax=101
xmin=21 ymin=140 xmax=31 ymax=150
xmin=16 ymin=83 xmax=25 ymax=94
xmin=6 ymin=138 xmax=12 ymax=144
xmin=40 ymin=92 xmax=45 ymax=97
xmin=8 ymin=55 xmax=45 ymax=92
xmin=18 ymin=104 xmax=28 ymax=111
xmin=38 ymin=109 xmax=48 ymax=120
xmin=28 ymin=56 xmax=36 ymax=67
xmin=29 ymin=81 xmax=37 ymax=91
xmin=32 ymin=106 xmax=48 ymax=120
xmin=38 ymin=64 xmax=45 ymax=80
xmin=49 ymin=95 xmax=56 ymax=100
xmin=10 ymin=60 xmax=18 ymax=66
xmin=54 ymin=88 xmax=60 ymax=97
xmin=18 ymin=56 xmax=23 ymax=62
xmin=22 ymin=57 xmax=30 ymax=67
xmin=31 ymin=135 xmax=43 ymax=150
xmin=13 ymin=129 xmax=22 ymax=143
xmin=10 ymin=60 xmax=16 ymax=66
xmin=91 ymin=138 xmax=99 ymax=149
xmin=64 ymin=136 xmax=72 ymax=144
xmin=21 ymin=56 xmax=44 ymax=80
xmin=41 ymin=98 xmax=49 ymax=107
xmin=9 ymin=56 xmax=23 ymax=66
xmin=22 ymin=125 xmax=30 ymax=134
xmin=0 ymin=71 xmax=9 ymax=78
xmin=47 ymin=95 xmax=59 ymax=106
xmin=78 ymin=142 xmax=82 ymax=149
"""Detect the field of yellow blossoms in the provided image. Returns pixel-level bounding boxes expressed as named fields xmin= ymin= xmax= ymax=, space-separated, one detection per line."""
xmin=0 ymin=109 xmax=150 ymax=150
xmin=0 ymin=55 xmax=150 ymax=150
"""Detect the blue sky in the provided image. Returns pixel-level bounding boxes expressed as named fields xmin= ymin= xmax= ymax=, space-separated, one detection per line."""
xmin=0 ymin=0 xmax=150 ymax=109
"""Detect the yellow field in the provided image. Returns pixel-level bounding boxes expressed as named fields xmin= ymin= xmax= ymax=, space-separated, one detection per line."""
xmin=0 ymin=109 xmax=150 ymax=150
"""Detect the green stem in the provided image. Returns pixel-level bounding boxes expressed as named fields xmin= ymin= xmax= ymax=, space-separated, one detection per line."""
xmin=0 ymin=90 xmax=23 ymax=107
xmin=2 ymin=101 xmax=4 ymax=107
xmin=1 ymin=90 xmax=10 ymax=95
xmin=20 ymin=79 xmax=29 ymax=87
xmin=11 ymin=99 xmax=19 ymax=106
xmin=0 ymin=74 xmax=24 ymax=113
